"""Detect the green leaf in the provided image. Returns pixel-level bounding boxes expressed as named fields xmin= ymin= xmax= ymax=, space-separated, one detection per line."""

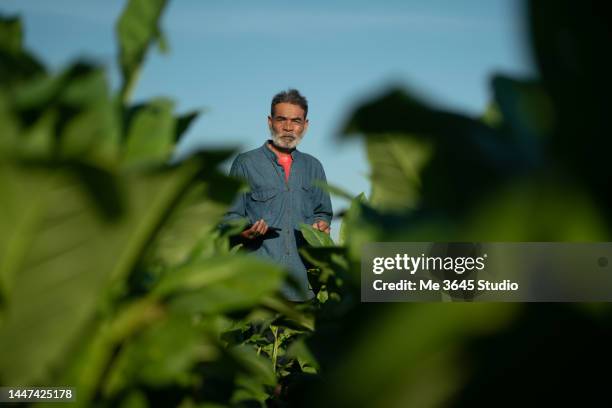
xmin=481 ymin=102 xmax=502 ymax=128
xmin=316 ymin=289 xmax=328 ymax=304
xmin=49 ymin=299 xmax=165 ymax=405
xmin=145 ymin=169 xmax=242 ymax=268
xmin=104 ymin=314 xmax=217 ymax=394
xmin=528 ymin=0 xmax=612 ymax=210
xmin=118 ymin=391 xmax=148 ymax=408
xmin=116 ymin=0 xmax=169 ymax=103
xmin=489 ymin=75 xmax=554 ymax=167
xmin=0 ymin=151 xmax=228 ymax=386
xmin=365 ymin=134 xmax=432 ymax=212
xmin=491 ymin=76 xmax=554 ymax=141
xmin=260 ymin=297 xmax=315 ymax=331
xmin=0 ymin=168 xmax=131 ymax=386
xmin=463 ymin=177 xmax=608 ymax=241
xmin=300 ymin=247 xmax=349 ymax=275
xmin=107 ymin=151 xmax=233 ymax=286
xmin=11 ymin=62 xmax=121 ymax=169
xmin=338 ymin=192 xmax=367 ymax=246
xmin=231 ymin=372 xmax=272 ymax=406
xmin=313 ymin=180 xmax=354 ymax=201
xmin=286 ymin=338 xmax=319 ymax=372
xmin=339 ymin=88 xmax=528 ymax=217
xmin=229 ymin=345 xmax=276 ymax=387
xmin=122 ymin=98 xmax=175 ymax=166
xmin=301 ymin=247 xmax=352 ymax=301
xmin=299 ymin=224 xmax=335 ymax=247
xmin=315 ymin=303 xmax=518 ymax=407
xmin=0 ymin=16 xmax=23 ymax=53
xmin=145 ymin=184 xmax=225 ymax=266
xmin=175 ymin=110 xmax=200 ymax=143
xmin=153 ymin=256 xmax=284 ymax=315
xmin=0 ymin=17 xmax=45 ymax=87
xmin=341 ymin=88 xmax=485 ymax=140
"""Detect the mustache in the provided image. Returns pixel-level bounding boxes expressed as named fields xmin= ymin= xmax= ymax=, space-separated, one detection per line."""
xmin=271 ymin=130 xmax=297 ymax=138
xmin=269 ymin=127 xmax=304 ymax=147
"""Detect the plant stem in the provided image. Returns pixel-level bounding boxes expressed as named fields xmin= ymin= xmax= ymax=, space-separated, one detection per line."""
xmin=271 ymin=325 xmax=279 ymax=374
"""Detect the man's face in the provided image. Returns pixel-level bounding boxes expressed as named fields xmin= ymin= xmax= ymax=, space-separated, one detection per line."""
xmin=268 ymin=102 xmax=308 ymax=149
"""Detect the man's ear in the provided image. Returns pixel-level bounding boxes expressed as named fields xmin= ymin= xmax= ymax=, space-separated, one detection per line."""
xmin=267 ymin=115 xmax=273 ymax=128
xmin=303 ymin=118 xmax=309 ymax=132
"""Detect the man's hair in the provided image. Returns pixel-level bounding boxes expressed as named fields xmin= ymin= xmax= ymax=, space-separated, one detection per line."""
xmin=271 ymin=89 xmax=308 ymax=118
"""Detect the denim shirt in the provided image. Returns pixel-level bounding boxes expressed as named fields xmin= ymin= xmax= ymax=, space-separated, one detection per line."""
xmin=224 ymin=141 xmax=333 ymax=301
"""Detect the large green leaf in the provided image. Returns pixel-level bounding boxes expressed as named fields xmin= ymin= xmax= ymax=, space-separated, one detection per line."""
xmin=45 ymin=298 xmax=165 ymax=407
xmin=339 ymin=88 xmax=522 ymax=218
xmin=491 ymin=76 xmax=553 ymax=142
xmin=463 ymin=177 xmax=608 ymax=241
xmin=1 ymin=7 xmax=289 ymax=407
xmin=260 ymin=297 xmax=315 ymax=331
xmin=528 ymin=0 xmax=612 ymax=214
xmin=299 ymin=224 xmax=335 ymax=247
xmin=175 ymin=109 xmax=201 ymax=143
xmin=301 ymin=246 xmax=353 ymax=306
xmin=122 ymin=98 xmax=175 ymax=166
xmin=313 ymin=180 xmax=354 ymax=202
xmin=10 ymin=62 xmax=121 ymax=171
xmin=0 ymin=15 xmax=22 ymax=52
xmin=116 ymin=0 xmax=169 ymax=102
xmin=0 ymin=151 xmax=230 ymax=386
xmin=229 ymin=345 xmax=276 ymax=387
xmin=107 ymin=151 xmax=233 ymax=286
xmin=489 ymin=76 xmax=554 ymax=167
xmin=0 ymin=16 xmax=45 ymax=87
xmin=144 ymin=183 xmax=226 ymax=267
xmin=365 ymin=134 xmax=432 ymax=212
xmin=0 ymin=167 xmax=132 ymax=386
xmin=143 ymin=169 xmax=242 ymax=269
xmin=152 ymin=255 xmax=285 ymax=315
xmin=337 ymin=192 xmax=366 ymax=247
xmin=309 ymin=303 xmax=517 ymax=407
xmin=104 ymin=314 xmax=217 ymax=394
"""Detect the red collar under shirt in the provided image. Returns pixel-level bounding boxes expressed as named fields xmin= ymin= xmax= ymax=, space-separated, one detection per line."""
xmin=276 ymin=152 xmax=293 ymax=182
xmin=267 ymin=141 xmax=294 ymax=182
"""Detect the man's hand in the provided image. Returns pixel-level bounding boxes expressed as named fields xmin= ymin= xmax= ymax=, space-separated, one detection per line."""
xmin=312 ymin=220 xmax=330 ymax=234
xmin=240 ymin=219 xmax=269 ymax=240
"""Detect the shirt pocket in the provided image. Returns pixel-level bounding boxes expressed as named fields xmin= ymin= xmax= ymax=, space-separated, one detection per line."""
xmin=247 ymin=188 xmax=279 ymax=225
xmin=301 ymin=185 xmax=315 ymax=224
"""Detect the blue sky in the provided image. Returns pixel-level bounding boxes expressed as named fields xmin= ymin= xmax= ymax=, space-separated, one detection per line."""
xmin=2 ymin=0 xmax=535 ymax=235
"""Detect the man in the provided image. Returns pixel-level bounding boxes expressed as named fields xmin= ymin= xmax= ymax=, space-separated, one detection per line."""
xmin=224 ymin=89 xmax=333 ymax=301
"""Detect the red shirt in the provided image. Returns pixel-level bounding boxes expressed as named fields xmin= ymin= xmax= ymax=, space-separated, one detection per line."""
xmin=277 ymin=153 xmax=293 ymax=182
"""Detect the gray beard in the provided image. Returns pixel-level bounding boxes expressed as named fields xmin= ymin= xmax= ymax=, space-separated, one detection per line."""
xmin=270 ymin=128 xmax=303 ymax=150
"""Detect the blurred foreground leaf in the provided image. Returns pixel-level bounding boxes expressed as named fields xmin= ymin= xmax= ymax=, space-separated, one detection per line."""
xmin=299 ymin=224 xmax=335 ymax=247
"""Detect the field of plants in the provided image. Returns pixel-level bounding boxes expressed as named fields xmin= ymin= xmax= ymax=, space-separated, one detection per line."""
xmin=1 ymin=0 xmax=612 ymax=406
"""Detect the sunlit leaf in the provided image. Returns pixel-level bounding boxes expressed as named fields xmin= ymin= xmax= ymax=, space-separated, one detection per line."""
xmin=365 ymin=134 xmax=432 ymax=212
xmin=299 ymin=224 xmax=335 ymax=247
xmin=123 ymin=98 xmax=175 ymax=166
xmin=116 ymin=0 xmax=169 ymax=102
xmin=153 ymin=256 xmax=285 ymax=315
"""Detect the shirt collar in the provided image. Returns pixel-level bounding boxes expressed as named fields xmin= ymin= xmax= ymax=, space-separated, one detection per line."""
xmin=262 ymin=140 xmax=300 ymax=162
